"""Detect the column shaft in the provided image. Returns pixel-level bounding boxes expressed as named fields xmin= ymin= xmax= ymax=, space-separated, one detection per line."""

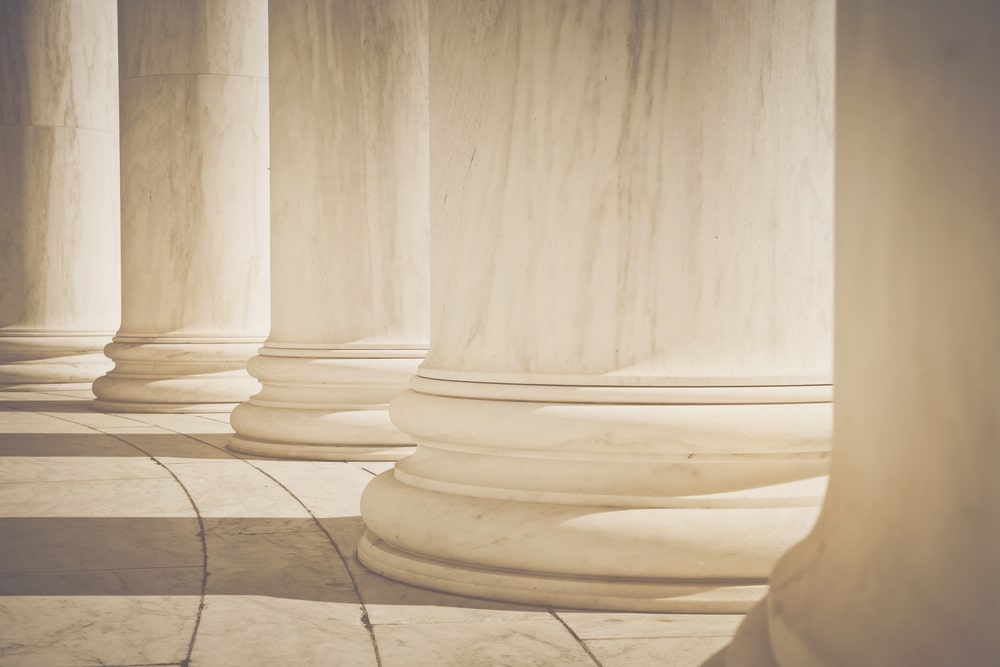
xmin=718 ymin=1 xmax=1000 ymax=665
xmin=360 ymin=0 xmax=834 ymax=612
xmin=229 ymin=0 xmax=429 ymax=460
xmin=0 ymin=0 xmax=120 ymax=386
xmin=93 ymin=0 xmax=269 ymax=412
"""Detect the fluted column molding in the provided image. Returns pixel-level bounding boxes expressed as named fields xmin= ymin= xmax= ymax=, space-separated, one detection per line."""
xmin=229 ymin=0 xmax=429 ymax=460
xmin=0 ymin=0 xmax=120 ymax=387
xmin=93 ymin=0 xmax=269 ymax=412
xmin=360 ymin=0 xmax=834 ymax=612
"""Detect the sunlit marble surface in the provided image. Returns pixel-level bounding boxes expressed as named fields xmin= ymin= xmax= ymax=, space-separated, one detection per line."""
xmin=424 ymin=0 xmax=833 ymax=385
xmin=362 ymin=0 xmax=833 ymax=612
xmin=229 ymin=0 xmax=429 ymax=459
xmin=716 ymin=2 xmax=1000 ymax=666
xmin=93 ymin=0 xmax=269 ymax=411
xmin=0 ymin=390 xmax=742 ymax=666
xmin=0 ymin=0 xmax=120 ymax=384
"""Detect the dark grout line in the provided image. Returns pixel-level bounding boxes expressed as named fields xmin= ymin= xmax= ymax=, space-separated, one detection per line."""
xmin=550 ymin=610 xmax=606 ymax=667
xmin=35 ymin=409 xmax=210 ymax=667
xmin=148 ymin=429 xmax=384 ymax=667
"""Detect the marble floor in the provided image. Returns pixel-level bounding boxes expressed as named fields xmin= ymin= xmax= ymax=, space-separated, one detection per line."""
xmin=0 ymin=387 xmax=742 ymax=667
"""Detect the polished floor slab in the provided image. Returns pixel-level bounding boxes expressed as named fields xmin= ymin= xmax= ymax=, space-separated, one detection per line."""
xmin=0 ymin=388 xmax=742 ymax=666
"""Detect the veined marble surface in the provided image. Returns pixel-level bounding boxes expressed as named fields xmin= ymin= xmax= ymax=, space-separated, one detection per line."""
xmin=0 ymin=1 xmax=119 ymax=383
xmin=718 ymin=3 xmax=1000 ymax=666
xmin=424 ymin=0 xmax=833 ymax=385
xmin=266 ymin=0 xmax=429 ymax=346
xmin=363 ymin=0 xmax=834 ymax=613
xmin=115 ymin=0 xmax=268 ymax=337
xmin=228 ymin=0 xmax=429 ymax=456
xmin=96 ymin=0 xmax=268 ymax=407
xmin=119 ymin=0 xmax=267 ymax=79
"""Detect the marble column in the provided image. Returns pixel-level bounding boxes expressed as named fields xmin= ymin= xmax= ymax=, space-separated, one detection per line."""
xmin=714 ymin=2 xmax=1000 ymax=665
xmin=0 ymin=0 xmax=119 ymax=386
xmin=360 ymin=0 xmax=834 ymax=612
xmin=228 ymin=0 xmax=429 ymax=460
xmin=93 ymin=0 xmax=269 ymax=412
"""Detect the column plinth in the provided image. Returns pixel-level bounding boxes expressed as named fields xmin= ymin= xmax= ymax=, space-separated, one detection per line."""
xmin=93 ymin=0 xmax=270 ymax=411
xmin=228 ymin=0 xmax=428 ymax=460
xmin=92 ymin=339 xmax=262 ymax=413
xmin=362 ymin=377 xmax=828 ymax=611
xmin=230 ymin=347 xmax=423 ymax=460
xmin=0 ymin=1 xmax=119 ymax=387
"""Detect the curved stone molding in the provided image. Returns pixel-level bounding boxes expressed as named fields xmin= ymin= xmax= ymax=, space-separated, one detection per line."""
xmin=229 ymin=0 xmax=429 ymax=459
xmin=229 ymin=347 xmax=422 ymax=460
xmin=361 ymin=376 xmax=828 ymax=611
xmin=94 ymin=0 xmax=270 ymax=411
xmin=0 ymin=1 xmax=120 ymax=387
xmin=93 ymin=339 xmax=262 ymax=412
xmin=0 ymin=334 xmax=113 ymax=387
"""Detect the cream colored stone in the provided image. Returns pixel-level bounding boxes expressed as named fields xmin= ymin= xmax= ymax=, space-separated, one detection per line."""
xmin=0 ymin=0 xmax=120 ymax=385
xmin=716 ymin=2 xmax=1000 ymax=665
xmin=361 ymin=0 xmax=834 ymax=612
xmin=229 ymin=0 xmax=429 ymax=459
xmin=93 ymin=0 xmax=269 ymax=412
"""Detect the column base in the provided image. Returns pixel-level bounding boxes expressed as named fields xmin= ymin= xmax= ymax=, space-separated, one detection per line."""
xmin=360 ymin=529 xmax=767 ymax=613
xmin=92 ymin=338 xmax=262 ymax=413
xmin=0 ymin=333 xmax=114 ymax=387
xmin=228 ymin=347 xmax=422 ymax=460
xmin=360 ymin=470 xmax=825 ymax=613
xmin=360 ymin=376 xmax=831 ymax=612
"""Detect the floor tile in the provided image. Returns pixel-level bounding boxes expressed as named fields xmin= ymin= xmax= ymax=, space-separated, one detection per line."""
xmin=0 ymin=595 xmax=197 ymax=667
xmin=0 ymin=456 xmax=169 ymax=483
xmin=0 ymin=478 xmax=194 ymax=517
xmin=0 ymin=566 xmax=203 ymax=596
xmin=558 ymin=612 xmax=743 ymax=640
xmin=0 ymin=411 xmax=93 ymax=433
xmin=585 ymin=635 xmax=733 ymax=667
xmin=162 ymin=460 xmax=309 ymax=518
xmin=374 ymin=619 xmax=598 ymax=667
xmin=112 ymin=432 xmax=229 ymax=459
xmin=0 ymin=516 xmax=203 ymax=576
xmin=248 ymin=461 xmax=372 ymax=518
xmin=190 ymin=595 xmax=375 ymax=667
xmin=0 ymin=432 xmax=145 ymax=457
xmin=202 ymin=517 xmax=356 ymax=602
xmin=40 ymin=410 xmax=148 ymax=429
xmin=123 ymin=413 xmax=236 ymax=434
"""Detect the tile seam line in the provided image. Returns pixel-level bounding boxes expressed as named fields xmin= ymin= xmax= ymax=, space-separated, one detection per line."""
xmin=157 ymin=428 xmax=384 ymax=667
xmin=36 ymin=400 xmax=153 ymax=426
xmin=551 ymin=610 xmax=606 ymax=667
xmin=33 ymin=407 xmax=209 ymax=667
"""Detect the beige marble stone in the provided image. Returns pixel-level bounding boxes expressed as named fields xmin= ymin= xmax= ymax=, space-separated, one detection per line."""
xmin=716 ymin=2 xmax=1000 ymax=665
xmin=361 ymin=0 xmax=834 ymax=612
xmin=230 ymin=0 xmax=429 ymax=460
xmin=93 ymin=0 xmax=269 ymax=412
xmin=373 ymin=619 xmax=596 ymax=667
xmin=0 ymin=0 xmax=120 ymax=385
